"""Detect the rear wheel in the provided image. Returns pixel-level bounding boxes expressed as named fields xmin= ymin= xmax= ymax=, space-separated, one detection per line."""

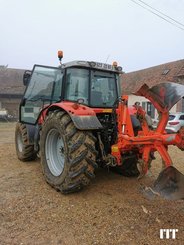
xmin=40 ymin=111 xmax=97 ymax=193
xmin=15 ymin=122 xmax=37 ymax=161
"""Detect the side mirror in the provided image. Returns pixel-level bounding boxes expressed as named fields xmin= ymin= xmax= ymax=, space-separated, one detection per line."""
xmin=23 ymin=70 xmax=32 ymax=86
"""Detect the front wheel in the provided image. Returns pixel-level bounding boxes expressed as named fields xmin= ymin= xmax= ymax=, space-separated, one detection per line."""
xmin=40 ymin=111 xmax=98 ymax=193
xmin=15 ymin=122 xmax=37 ymax=161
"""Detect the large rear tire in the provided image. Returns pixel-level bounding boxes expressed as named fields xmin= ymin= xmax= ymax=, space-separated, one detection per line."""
xmin=15 ymin=122 xmax=37 ymax=161
xmin=40 ymin=111 xmax=97 ymax=193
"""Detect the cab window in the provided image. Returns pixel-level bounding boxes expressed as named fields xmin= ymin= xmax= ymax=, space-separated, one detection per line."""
xmin=90 ymin=71 xmax=117 ymax=107
xmin=21 ymin=65 xmax=63 ymax=124
xmin=65 ymin=68 xmax=89 ymax=105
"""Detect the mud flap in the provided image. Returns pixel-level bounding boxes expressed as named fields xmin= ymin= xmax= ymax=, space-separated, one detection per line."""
xmin=70 ymin=115 xmax=103 ymax=130
xmin=153 ymin=166 xmax=184 ymax=200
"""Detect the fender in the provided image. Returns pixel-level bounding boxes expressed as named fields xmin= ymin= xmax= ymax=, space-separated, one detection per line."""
xmin=44 ymin=101 xmax=103 ymax=130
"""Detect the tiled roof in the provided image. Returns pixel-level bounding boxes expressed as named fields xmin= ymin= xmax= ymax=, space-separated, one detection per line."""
xmin=121 ymin=59 xmax=184 ymax=94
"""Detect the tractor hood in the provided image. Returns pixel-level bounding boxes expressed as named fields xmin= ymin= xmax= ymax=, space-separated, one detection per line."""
xmin=134 ymin=82 xmax=184 ymax=112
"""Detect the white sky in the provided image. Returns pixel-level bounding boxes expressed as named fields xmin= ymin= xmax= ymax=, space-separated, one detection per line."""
xmin=0 ymin=0 xmax=184 ymax=72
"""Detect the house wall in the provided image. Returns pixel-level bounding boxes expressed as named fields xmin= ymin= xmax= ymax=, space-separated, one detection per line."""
xmin=127 ymin=94 xmax=178 ymax=119
xmin=0 ymin=97 xmax=21 ymax=117
xmin=127 ymin=95 xmax=149 ymax=106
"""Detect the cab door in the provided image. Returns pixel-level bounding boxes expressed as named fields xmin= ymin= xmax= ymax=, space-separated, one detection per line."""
xmin=20 ymin=65 xmax=63 ymax=124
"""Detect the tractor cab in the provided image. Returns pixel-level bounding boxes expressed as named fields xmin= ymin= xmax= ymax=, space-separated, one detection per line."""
xmin=20 ymin=61 xmax=122 ymax=125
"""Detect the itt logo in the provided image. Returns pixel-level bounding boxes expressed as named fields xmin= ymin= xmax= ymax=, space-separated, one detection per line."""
xmin=160 ymin=229 xmax=178 ymax=239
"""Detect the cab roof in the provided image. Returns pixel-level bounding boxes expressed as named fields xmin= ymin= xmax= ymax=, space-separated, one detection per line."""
xmin=61 ymin=60 xmax=123 ymax=74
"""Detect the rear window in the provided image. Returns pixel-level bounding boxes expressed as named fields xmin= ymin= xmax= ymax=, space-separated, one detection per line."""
xmin=169 ymin=115 xmax=176 ymax=121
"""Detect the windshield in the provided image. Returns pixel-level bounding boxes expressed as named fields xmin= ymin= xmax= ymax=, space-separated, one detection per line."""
xmin=90 ymin=70 xmax=118 ymax=107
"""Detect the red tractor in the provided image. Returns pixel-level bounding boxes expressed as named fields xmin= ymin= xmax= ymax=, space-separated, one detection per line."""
xmin=15 ymin=52 xmax=184 ymax=199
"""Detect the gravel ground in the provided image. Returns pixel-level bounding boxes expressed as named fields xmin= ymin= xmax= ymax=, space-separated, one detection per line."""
xmin=0 ymin=123 xmax=184 ymax=245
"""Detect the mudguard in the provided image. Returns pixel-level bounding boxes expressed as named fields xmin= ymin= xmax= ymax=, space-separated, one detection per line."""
xmin=46 ymin=101 xmax=103 ymax=130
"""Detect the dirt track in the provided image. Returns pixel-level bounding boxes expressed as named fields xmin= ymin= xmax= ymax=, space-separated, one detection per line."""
xmin=0 ymin=123 xmax=184 ymax=245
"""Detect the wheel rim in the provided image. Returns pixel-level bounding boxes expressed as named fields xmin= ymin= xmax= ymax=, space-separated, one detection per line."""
xmin=45 ymin=128 xmax=65 ymax=176
xmin=17 ymin=131 xmax=23 ymax=153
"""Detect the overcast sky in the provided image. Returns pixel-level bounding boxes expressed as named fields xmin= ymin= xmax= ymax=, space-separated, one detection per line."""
xmin=0 ymin=0 xmax=184 ymax=72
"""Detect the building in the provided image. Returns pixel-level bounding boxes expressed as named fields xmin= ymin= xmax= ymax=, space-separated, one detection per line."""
xmin=0 ymin=66 xmax=25 ymax=118
xmin=122 ymin=59 xmax=184 ymax=118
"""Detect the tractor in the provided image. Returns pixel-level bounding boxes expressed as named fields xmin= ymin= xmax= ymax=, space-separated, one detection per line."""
xmin=15 ymin=51 xmax=184 ymax=199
